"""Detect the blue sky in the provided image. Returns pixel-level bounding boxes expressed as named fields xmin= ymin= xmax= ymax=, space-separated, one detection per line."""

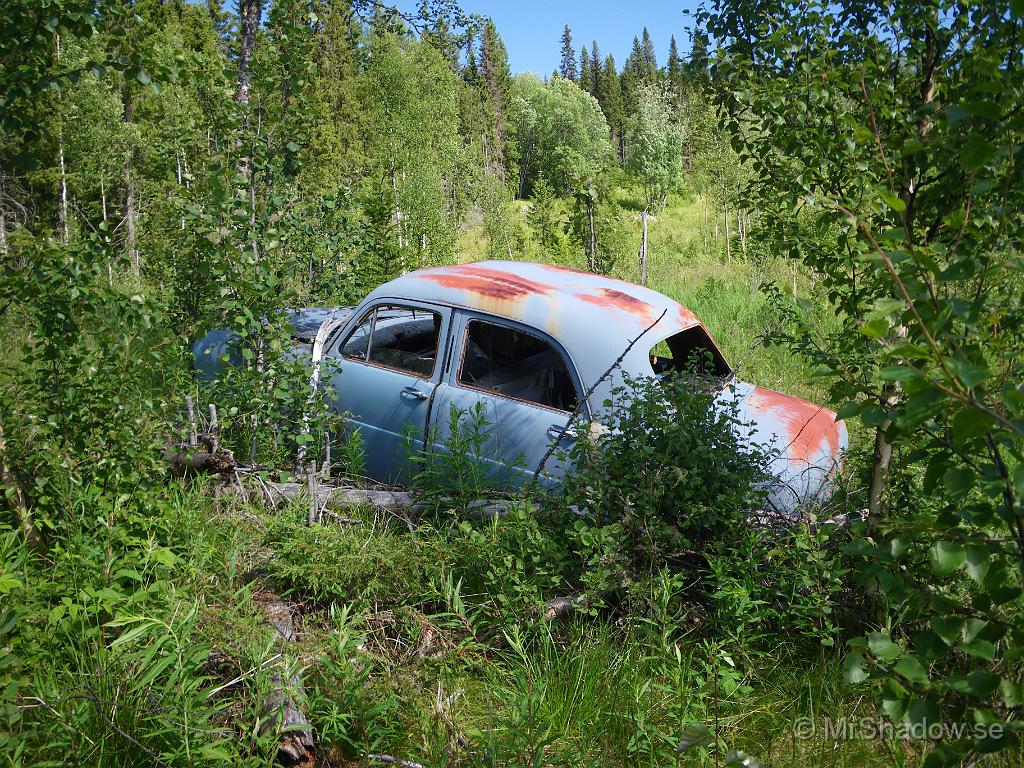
xmin=415 ymin=0 xmax=701 ymax=75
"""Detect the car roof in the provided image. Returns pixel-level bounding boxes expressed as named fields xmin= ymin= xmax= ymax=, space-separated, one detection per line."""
xmin=369 ymin=260 xmax=699 ymax=341
xmin=363 ymin=260 xmax=710 ymax=409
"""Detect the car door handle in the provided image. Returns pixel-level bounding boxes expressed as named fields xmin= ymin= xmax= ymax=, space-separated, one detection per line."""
xmin=547 ymin=424 xmax=578 ymax=441
xmin=401 ymin=386 xmax=430 ymax=401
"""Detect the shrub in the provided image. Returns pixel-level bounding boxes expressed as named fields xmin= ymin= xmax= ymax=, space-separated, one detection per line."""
xmin=561 ymin=371 xmax=770 ymax=585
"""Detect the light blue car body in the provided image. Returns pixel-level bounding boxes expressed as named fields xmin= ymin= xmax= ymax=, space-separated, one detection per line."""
xmin=194 ymin=261 xmax=848 ymax=513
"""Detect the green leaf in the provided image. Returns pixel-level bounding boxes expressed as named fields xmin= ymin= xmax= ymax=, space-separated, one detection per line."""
xmin=868 ymin=633 xmax=902 ymax=664
xmin=945 ymin=358 xmax=989 ymax=389
xmin=1000 ymin=679 xmax=1024 ymax=706
xmin=930 ymin=541 xmax=965 ymax=576
xmin=965 ymin=545 xmax=989 ymax=584
xmin=875 ymin=186 xmax=906 ymax=213
xmin=677 ymin=723 xmax=712 ymax=752
xmin=879 ymin=365 xmax=922 ymax=382
xmin=961 ymin=135 xmax=994 ymax=170
xmin=899 ymin=388 xmax=947 ymax=429
xmin=858 ymin=318 xmax=889 ymax=339
xmin=835 ymin=401 xmax=861 ymax=420
xmin=843 ymin=652 xmax=869 ymax=683
xmin=894 ymin=655 xmax=929 ymax=685
xmin=960 ymin=639 xmax=996 ymax=661
xmin=942 ymin=467 xmax=975 ymax=496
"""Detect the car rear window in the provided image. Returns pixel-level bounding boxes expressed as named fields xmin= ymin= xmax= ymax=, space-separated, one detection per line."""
xmin=649 ymin=325 xmax=732 ymax=378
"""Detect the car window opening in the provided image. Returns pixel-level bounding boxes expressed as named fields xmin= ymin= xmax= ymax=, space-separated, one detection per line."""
xmin=459 ymin=320 xmax=579 ymax=412
xmin=342 ymin=305 xmax=441 ymax=377
xmin=650 ymin=325 xmax=732 ymax=379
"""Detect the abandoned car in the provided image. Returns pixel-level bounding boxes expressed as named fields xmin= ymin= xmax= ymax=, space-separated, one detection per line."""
xmin=194 ymin=260 xmax=848 ymax=514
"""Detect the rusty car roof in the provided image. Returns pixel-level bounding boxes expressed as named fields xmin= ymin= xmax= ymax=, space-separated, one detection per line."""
xmin=369 ymin=260 xmax=698 ymax=339
xmin=362 ymin=260 xmax=705 ymax=406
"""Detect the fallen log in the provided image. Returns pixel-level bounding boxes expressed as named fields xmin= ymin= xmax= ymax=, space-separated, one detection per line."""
xmin=257 ymin=481 xmax=414 ymax=511
xmin=254 ymin=588 xmax=315 ymax=765
xmin=163 ymin=446 xmax=236 ymax=477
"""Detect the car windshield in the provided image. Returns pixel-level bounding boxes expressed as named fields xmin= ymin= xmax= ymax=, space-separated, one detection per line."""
xmin=649 ymin=325 xmax=732 ymax=381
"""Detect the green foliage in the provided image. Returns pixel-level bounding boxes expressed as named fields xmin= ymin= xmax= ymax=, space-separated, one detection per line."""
xmin=626 ymin=83 xmax=683 ymax=212
xmin=265 ymin=503 xmax=440 ymax=608
xmin=563 ymin=372 xmax=771 ymax=571
xmin=510 ymin=74 xmax=613 ymax=198
xmin=702 ymin=0 xmax=1024 ymax=762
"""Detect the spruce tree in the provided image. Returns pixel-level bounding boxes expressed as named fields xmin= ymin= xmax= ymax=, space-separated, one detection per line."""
xmin=479 ymin=18 xmax=514 ymax=180
xmin=590 ymin=41 xmax=601 ymax=94
xmin=598 ymin=54 xmax=625 ymax=159
xmin=559 ymin=25 xmax=577 ymax=80
xmin=640 ymin=27 xmax=658 ymax=79
xmin=580 ymin=45 xmax=591 ymax=92
xmin=689 ymin=31 xmax=710 ymax=84
xmin=667 ymin=35 xmax=683 ymax=96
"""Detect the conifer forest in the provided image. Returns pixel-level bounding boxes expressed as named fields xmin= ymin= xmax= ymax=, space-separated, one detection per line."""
xmin=2 ymin=1 xmax=1024 ymax=766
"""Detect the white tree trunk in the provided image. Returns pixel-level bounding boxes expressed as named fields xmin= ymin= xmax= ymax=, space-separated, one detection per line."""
xmin=724 ymin=207 xmax=730 ymax=263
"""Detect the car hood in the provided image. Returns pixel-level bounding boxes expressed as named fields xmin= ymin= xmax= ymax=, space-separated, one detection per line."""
xmin=718 ymin=381 xmax=848 ymax=516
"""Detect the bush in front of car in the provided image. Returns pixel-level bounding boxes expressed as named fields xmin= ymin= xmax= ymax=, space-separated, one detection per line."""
xmin=558 ymin=371 xmax=849 ymax=642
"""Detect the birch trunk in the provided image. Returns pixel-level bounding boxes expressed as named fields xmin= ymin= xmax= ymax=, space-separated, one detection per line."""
xmin=724 ymin=207 xmax=730 ymax=263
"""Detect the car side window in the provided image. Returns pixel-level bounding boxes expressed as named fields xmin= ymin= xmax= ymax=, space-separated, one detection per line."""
xmin=458 ymin=320 xmax=579 ymax=412
xmin=341 ymin=305 xmax=442 ymax=378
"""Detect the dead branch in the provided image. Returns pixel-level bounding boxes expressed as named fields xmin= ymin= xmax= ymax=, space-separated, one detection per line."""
xmin=256 ymin=481 xmax=414 ymax=512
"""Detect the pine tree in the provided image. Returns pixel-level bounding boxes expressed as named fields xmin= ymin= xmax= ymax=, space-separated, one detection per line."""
xmin=580 ymin=45 xmax=591 ymax=92
xmin=559 ymin=25 xmax=577 ymax=80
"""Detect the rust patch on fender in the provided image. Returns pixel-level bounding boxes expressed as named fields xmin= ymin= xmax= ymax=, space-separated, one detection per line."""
xmin=747 ymin=386 xmax=841 ymax=465
xmin=577 ymin=287 xmax=658 ymax=322
xmin=419 ymin=265 xmax=554 ymax=300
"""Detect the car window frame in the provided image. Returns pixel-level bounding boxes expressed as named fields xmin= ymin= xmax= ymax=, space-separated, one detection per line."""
xmin=451 ymin=313 xmax=585 ymax=416
xmin=337 ymin=302 xmax=444 ymax=380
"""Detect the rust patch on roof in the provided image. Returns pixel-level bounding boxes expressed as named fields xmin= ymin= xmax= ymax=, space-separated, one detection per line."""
xmin=677 ymin=304 xmax=699 ymax=328
xmin=747 ymin=386 xmax=842 ymax=465
xmin=418 ymin=265 xmax=554 ymax=301
xmin=576 ymin=287 xmax=658 ymax=322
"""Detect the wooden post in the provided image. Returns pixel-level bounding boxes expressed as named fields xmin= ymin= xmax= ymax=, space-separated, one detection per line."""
xmin=739 ymin=209 xmax=747 ymax=260
xmin=185 ymin=396 xmax=198 ymax=448
xmin=208 ymin=403 xmax=219 ymax=454
xmin=639 ymin=208 xmax=649 ymax=286
xmin=307 ymin=461 xmax=318 ymax=527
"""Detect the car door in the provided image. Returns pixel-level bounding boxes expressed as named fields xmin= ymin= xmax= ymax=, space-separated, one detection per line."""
xmin=427 ymin=311 xmax=586 ymax=489
xmin=325 ymin=301 xmax=451 ymax=484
